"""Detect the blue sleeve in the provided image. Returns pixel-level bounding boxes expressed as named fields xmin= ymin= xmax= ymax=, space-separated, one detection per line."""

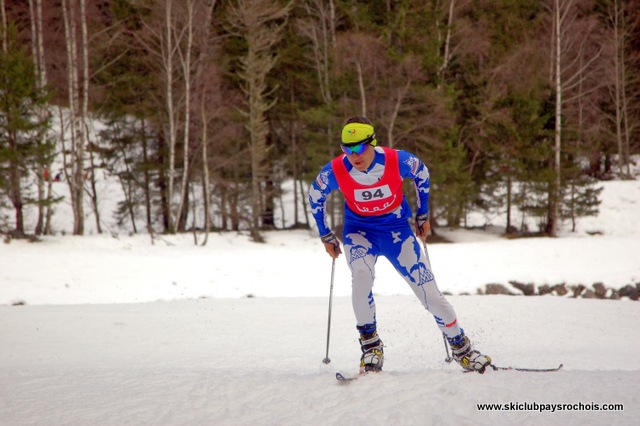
xmin=308 ymin=162 xmax=340 ymax=237
xmin=397 ymin=150 xmax=430 ymax=216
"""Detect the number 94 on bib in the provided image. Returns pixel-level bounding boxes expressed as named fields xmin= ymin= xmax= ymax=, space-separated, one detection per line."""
xmin=354 ymin=185 xmax=392 ymax=202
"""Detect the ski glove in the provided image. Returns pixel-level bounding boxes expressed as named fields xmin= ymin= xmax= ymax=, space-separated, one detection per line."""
xmin=415 ymin=213 xmax=430 ymax=240
xmin=321 ymin=232 xmax=342 ymax=259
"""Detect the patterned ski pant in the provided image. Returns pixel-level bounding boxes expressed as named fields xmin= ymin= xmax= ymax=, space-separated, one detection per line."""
xmin=342 ymin=222 xmax=462 ymax=339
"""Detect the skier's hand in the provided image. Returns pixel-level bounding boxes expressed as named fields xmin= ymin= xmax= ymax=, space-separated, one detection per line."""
xmin=415 ymin=214 xmax=430 ymax=242
xmin=321 ymin=232 xmax=342 ymax=259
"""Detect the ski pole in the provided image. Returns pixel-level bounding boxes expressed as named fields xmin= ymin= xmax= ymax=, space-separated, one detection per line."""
xmin=442 ymin=332 xmax=453 ymax=363
xmin=423 ymin=240 xmax=454 ymax=363
xmin=322 ymin=258 xmax=336 ymax=364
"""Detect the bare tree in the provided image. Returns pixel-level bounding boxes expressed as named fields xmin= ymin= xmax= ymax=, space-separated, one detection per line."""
xmin=0 ymin=0 xmax=6 ymax=53
xmin=605 ymin=0 xmax=634 ymax=178
xmin=174 ymin=0 xmax=195 ymax=231
xmin=227 ymin=0 xmax=292 ymax=242
xmin=131 ymin=0 xmax=182 ymax=233
xmin=546 ymin=0 xmax=603 ymax=236
xmin=61 ymin=0 xmax=89 ymax=235
xmin=296 ymin=0 xmax=339 ymax=228
xmin=134 ymin=0 xmax=199 ymax=233
xmin=437 ymin=0 xmax=456 ymax=86
xmin=548 ymin=0 xmax=563 ymax=237
xmin=335 ymin=32 xmax=384 ymax=116
xmin=28 ymin=0 xmax=55 ymax=235
xmin=163 ymin=0 xmax=178 ymax=233
xmin=194 ymin=0 xmax=217 ymax=245
xmin=297 ymin=0 xmax=336 ymax=106
xmin=378 ymin=54 xmax=428 ymax=149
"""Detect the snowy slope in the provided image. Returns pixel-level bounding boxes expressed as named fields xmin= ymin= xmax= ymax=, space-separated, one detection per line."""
xmin=0 ymin=296 xmax=638 ymax=425
xmin=1 ymin=177 xmax=639 ymax=425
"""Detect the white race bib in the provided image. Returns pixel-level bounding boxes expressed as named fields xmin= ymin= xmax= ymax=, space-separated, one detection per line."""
xmin=354 ymin=185 xmax=392 ymax=202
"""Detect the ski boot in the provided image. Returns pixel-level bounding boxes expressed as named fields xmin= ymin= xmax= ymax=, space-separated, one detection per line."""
xmin=448 ymin=330 xmax=491 ymax=373
xmin=358 ymin=329 xmax=384 ymax=374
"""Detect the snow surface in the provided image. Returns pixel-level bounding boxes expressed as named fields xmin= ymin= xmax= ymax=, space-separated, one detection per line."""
xmin=1 ymin=178 xmax=640 ymax=425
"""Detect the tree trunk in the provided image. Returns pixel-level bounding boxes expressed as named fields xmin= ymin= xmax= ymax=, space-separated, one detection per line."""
xmin=35 ymin=0 xmax=54 ymax=235
xmin=175 ymin=0 xmax=195 ymax=231
xmin=61 ymin=0 xmax=85 ymax=235
xmin=164 ymin=0 xmax=177 ymax=233
xmin=86 ymin=148 xmax=103 ymax=234
xmin=506 ymin=174 xmax=512 ymax=233
xmin=8 ymin=131 xmax=25 ymax=237
xmin=141 ymin=119 xmax=152 ymax=230
xmin=0 ymin=0 xmax=6 ymax=53
xmin=547 ymin=0 xmax=563 ymax=237
xmin=201 ymin=99 xmax=211 ymax=245
xmin=157 ymin=133 xmax=170 ymax=232
xmin=612 ymin=0 xmax=625 ymax=177
xmin=197 ymin=0 xmax=217 ymax=243
xmin=28 ymin=0 xmax=47 ymax=235
xmin=551 ymin=35 xmax=561 ymax=237
xmin=79 ymin=0 xmax=92 ymax=233
xmin=355 ymin=60 xmax=366 ymax=116
xmin=437 ymin=0 xmax=456 ymax=86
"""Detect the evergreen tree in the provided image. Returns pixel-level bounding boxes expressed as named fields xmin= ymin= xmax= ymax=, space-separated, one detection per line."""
xmin=0 ymin=24 xmax=53 ymax=237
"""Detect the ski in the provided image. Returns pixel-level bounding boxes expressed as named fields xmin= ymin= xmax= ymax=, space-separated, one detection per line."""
xmin=336 ymin=372 xmax=359 ymax=382
xmin=338 ymin=363 xmax=563 ymax=380
xmin=335 ymin=370 xmax=381 ymax=382
xmin=490 ymin=363 xmax=563 ymax=373
xmin=463 ymin=363 xmax=564 ymax=373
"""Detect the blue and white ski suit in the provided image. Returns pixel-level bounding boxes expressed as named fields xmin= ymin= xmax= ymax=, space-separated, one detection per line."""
xmin=309 ymin=146 xmax=462 ymax=338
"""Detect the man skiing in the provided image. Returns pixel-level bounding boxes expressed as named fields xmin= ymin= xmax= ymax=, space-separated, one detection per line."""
xmin=308 ymin=116 xmax=491 ymax=374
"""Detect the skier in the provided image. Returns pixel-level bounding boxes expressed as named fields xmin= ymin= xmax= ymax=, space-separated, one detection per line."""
xmin=308 ymin=116 xmax=491 ymax=373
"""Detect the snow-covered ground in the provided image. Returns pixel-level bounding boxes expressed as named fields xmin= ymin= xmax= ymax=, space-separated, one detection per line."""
xmin=1 ymin=177 xmax=639 ymax=425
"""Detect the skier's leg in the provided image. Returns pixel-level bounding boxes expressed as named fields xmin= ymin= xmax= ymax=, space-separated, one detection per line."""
xmin=381 ymin=226 xmax=461 ymax=338
xmin=343 ymin=229 xmax=384 ymax=372
xmin=381 ymin=225 xmax=491 ymax=371
xmin=343 ymin=229 xmax=378 ymax=329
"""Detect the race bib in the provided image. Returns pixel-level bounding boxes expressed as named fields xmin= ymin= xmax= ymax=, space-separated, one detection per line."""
xmin=354 ymin=184 xmax=392 ymax=202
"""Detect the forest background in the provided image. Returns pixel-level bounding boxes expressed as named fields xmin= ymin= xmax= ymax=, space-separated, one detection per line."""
xmin=1 ymin=0 xmax=639 ymax=243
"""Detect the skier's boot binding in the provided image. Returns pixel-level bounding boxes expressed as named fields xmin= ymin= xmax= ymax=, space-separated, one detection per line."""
xmin=359 ymin=330 xmax=384 ymax=374
xmin=448 ymin=330 xmax=491 ymax=373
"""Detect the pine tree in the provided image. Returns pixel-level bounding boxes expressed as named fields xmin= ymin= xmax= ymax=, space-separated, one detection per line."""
xmin=0 ymin=24 xmax=52 ymax=237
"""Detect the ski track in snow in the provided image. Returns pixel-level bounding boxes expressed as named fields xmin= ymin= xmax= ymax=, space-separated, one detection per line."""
xmin=1 ymin=296 xmax=638 ymax=425
xmin=1 ymin=178 xmax=639 ymax=424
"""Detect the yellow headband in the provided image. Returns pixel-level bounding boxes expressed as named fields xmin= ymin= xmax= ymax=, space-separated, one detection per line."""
xmin=341 ymin=122 xmax=377 ymax=146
